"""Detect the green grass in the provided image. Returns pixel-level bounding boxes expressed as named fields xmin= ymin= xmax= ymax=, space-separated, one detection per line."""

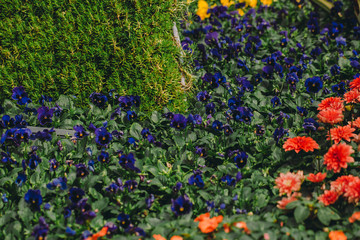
xmin=0 ymin=0 xmax=194 ymax=115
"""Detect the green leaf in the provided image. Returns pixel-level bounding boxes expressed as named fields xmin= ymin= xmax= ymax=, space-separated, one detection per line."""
xmin=338 ymin=57 xmax=350 ymax=69
xmin=198 ymin=190 xmax=211 ymax=200
xmin=294 ymin=205 xmax=310 ymax=223
xmin=130 ymin=122 xmax=143 ymax=139
xmin=187 ymin=132 xmax=197 ymax=142
xmin=46 ymin=211 xmax=57 ymax=222
xmin=0 ymin=212 xmax=16 ymax=227
xmin=57 ymin=95 xmax=73 ymax=109
xmin=173 ymin=135 xmax=185 ymax=148
xmin=285 ymin=200 xmax=301 ymax=210
xmin=317 ymin=207 xmax=340 ymax=225
xmin=151 ymin=111 xmax=160 ymax=123
xmin=92 ymin=198 xmax=109 ymax=212
xmin=0 ymin=177 xmax=12 ymax=186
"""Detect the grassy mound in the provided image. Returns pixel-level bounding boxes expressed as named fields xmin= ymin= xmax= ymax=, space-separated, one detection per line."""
xmin=0 ymin=0 xmax=192 ymax=114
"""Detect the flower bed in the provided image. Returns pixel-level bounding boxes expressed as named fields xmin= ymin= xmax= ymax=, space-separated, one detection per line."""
xmin=1 ymin=0 xmax=360 ymax=239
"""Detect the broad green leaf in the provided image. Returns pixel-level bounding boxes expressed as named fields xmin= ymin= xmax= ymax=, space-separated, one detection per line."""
xmin=173 ymin=135 xmax=185 ymax=148
xmin=294 ymin=205 xmax=310 ymax=223
xmin=130 ymin=122 xmax=143 ymax=139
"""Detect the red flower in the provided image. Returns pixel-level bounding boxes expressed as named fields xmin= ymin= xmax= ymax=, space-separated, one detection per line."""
xmin=86 ymin=227 xmax=108 ymax=240
xmin=323 ymin=143 xmax=354 ymax=173
xmin=274 ymin=171 xmax=303 ymax=196
xmin=349 ymin=211 xmax=360 ymax=223
xmin=350 ymin=76 xmax=360 ymax=90
xmin=317 ymin=97 xmax=344 ymax=111
xmin=307 ymin=172 xmax=327 ymax=183
xmin=194 ymin=213 xmax=223 ymax=234
xmin=170 ymin=236 xmax=183 ymax=240
xmin=277 ymin=192 xmax=301 ymax=209
xmin=349 ymin=117 xmax=360 ymax=128
xmin=153 ymin=234 xmax=166 ymax=240
xmin=344 ymin=89 xmax=360 ymax=104
xmin=318 ymin=190 xmax=339 ymax=206
xmin=317 ymin=109 xmax=344 ymax=125
xmin=344 ymin=178 xmax=360 ymax=204
xmin=327 ymin=125 xmax=356 ymax=144
xmin=233 ymin=221 xmax=251 ymax=234
xmin=329 ymin=230 xmax=347 ymax=240
xmin=223 ymin=223 xmax=231 ymax=233
xmin=283 ymin=136 xmax=319 ymax=153
xmin=330 ymin=175 xmax=359 ymax=195
xmin=194 ymin=212 xmax=210 ymax=222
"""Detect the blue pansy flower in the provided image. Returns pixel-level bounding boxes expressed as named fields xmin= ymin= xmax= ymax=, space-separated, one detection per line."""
xmin=271 ymin=96 xmax=281 ymax=107
xmin=171 ymin=194 xmax=193 ymax=216
xmin=24 ymin=189 xmax=43 ymax=211
xmin=95 ymin=127 xmax=112 ymax=146
xmin=12 ymin=86 xmax=31 ymax=105
xmin=305 ymin=76 xmax=323 ymax=93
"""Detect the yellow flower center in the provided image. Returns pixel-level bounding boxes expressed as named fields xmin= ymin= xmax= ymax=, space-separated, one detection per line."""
xmin=283 ymin=179 xmax=292 ymax=187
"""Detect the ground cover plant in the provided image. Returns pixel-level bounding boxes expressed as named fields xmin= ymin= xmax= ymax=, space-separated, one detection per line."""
xmin=3 ymin=0 xmax=360 ymax=239
xmin=0 ymin=0 xmax=192 ymax=115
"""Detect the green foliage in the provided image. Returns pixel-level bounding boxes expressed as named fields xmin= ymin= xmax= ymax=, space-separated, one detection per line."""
xmin=0 ymin=0 xmax=192 ymax=115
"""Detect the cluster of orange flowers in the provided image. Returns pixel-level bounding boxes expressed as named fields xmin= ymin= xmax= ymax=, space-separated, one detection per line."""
xmin=276 ymin=76 xmax=360 ymax=213
xmin=194 ymin=212 xmax=250 ymax=235
xmin=274 ymin=171 xmax=329 ymax=209
xmin=318 ymin=175 xmax=360 ymax=205
xmin=152 ymin=213 xmax=250 ymax=239
xmin=317 ymin=96 xmax=344 ymax=125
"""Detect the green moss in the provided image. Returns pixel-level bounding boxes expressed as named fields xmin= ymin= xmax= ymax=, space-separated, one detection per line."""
xmin=0 ymin=0 xmax=193 ymax=115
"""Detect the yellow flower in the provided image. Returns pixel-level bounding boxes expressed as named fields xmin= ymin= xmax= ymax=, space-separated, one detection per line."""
xmin=221 ymin=0 xmax=235 ymax=7
xmin=238 ymin=8 xmax=245 ymax=16
xmin=246 ymin=0 xmax=257 ymax=8
xmin=260 ymin=0 xmax=272 ymax=6
xmin=197 ymin=0 xmax=211 ymax=20
xmin=198 ymin=0 xmax=209 ymax=8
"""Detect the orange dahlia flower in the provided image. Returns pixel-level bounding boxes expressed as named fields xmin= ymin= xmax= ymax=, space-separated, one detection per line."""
xmin=317 ymin=97 xmax=344 ymax=111
xmin=170 ymin=236 xmax=183 ymax=240
xmin=283 ymin=136 xmax=319 ymax=153
xmin=323 ymin=143 xmax=354 ymax=173
xmin=277 ymin=192 xmax=301 ymax=209
xmin=330 ymin=175 xmax=359 ymax=195
xmin=194 ymin=212 xmax=210 ymax=222
xmin=327 ymin=125 xmax=356 ymax=144
xmin=350 ymin=76 xmax=360 ymax=90
xmin=85 ymin=227 xmax=108 ymax=240
xmin=317 ymin=109 xmax=344 ymax=125
xmin=344 ymin=178 xmax=360 ymax=204
xmin=349 ymin=211 xmax=360 ymax=223
xmin=223 ymin=223 xmax=231 ymax=233
xmin=153 ymin=234 xmax=166 ymax=240
xmin=348 ymin=117 xmax=360 ymax=128
xmin=233 ymin=221 xmax=251 ymax=234
xmin=274 ymin=171 xmax=303 ymax=196
xmin=307 ymin=172 xmax=327 ymax=183
xmin=329 ymin=230 xmax=347 ymax=240
xmin=195 ymin=213 xmax=223 ymax=234
xmin=318 ymin=190 xmax=339 ymax=206
xmin=344 ymin=89 xmax=360 ymax=104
